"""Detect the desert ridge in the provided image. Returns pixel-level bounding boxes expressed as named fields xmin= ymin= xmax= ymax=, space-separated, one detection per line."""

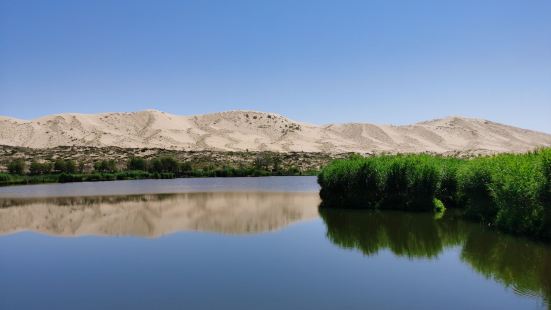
xmin=0 ymin=110 xmax=550 ymax=154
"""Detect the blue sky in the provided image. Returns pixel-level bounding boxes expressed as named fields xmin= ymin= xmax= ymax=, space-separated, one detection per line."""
xmin=1 ymin=0 xmax=550 ymax=132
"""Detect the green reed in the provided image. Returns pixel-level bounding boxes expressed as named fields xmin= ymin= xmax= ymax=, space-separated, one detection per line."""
xmin=318 ymin=148 xmax=551 ymax=241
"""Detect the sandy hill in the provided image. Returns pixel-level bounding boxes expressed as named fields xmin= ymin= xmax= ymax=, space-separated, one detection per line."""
xmin=0 ymin=110 xmax=550 ymax=154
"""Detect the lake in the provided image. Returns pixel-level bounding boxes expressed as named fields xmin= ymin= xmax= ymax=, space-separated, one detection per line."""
xmin=0 ymin=176 xmax=549 ymax=309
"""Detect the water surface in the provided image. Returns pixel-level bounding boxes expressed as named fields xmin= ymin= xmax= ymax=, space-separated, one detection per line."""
xmin=0 ymin=176 xmax=319 ymax=198
xmin=0 ymin=177 xmax=549 ymax=309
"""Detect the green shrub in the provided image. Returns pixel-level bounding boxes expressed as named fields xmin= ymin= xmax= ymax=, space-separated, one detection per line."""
xmin=85 ymin=173 xmax=103 ymax=181
xmin=180 ymin=161 xmax=192 ymax=175
xmin=58 ymin=173 xmax=83 ymax=183
xmin=94 ymin=160 xmax=117 ymax=173
xmin=29 ymin=161 xmax=53 ymax=175
xmin=7 ymin=159 xmax=26 ymax=175
xmin=0 ymin=173 xmax=12 ymax=182
xmin=319 ymin=154 xmax=442 ymax=210
xmin=490 ymin=152 xmax=547 ymax=237
xmin=436 ymin=158 xmax=462 ymax=207
xmin=116 ymin=170 xmax=151 ymax=180
xmin=433 ymin=198 xmax=446 ymax=213
xmin=54 ymin=159 xmax=76 ymax=173
xmin=127 ymin=157 xmax=147 ymax=171
xmin=457 ymin=159 xmax=497 ymax=222
xmin=379 ymin=156 xmax=441 ymax=210
xmin=148 ymin=156 xmax=179 ymax=174
xmin=539 ymin=149 xmax=551 ymax=239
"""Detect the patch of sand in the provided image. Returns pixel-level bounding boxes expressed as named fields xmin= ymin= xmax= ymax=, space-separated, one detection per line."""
xmin=1 ymin=111 xmax=550 ymax=154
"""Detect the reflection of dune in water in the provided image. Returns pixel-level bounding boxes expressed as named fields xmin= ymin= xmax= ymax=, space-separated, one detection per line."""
xmin=0 ymin=192 xmax=320 ymax=237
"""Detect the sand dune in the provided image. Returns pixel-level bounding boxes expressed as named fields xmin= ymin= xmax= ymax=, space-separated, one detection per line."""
xmin=1 ymin=110 xmax=549 ymax=154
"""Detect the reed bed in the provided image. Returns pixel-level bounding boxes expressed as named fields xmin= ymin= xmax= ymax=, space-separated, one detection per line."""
xmin=318 ymin=148 xmax=551 ymax=240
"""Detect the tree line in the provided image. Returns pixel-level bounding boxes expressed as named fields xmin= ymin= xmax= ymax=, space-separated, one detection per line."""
xmin=1 ymin=155 xmax=308 ymax=186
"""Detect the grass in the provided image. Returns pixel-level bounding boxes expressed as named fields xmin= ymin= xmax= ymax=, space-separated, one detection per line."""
xmin=318 ymin=148 xmax=551 ymax=241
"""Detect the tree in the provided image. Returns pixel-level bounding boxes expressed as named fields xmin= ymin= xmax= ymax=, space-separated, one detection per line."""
xmin=7 ymin=159 xmax=26 ymax=175
xmin=148 ymin=156 xmax=179 ymax=173
xmin=160 ymin=157 xmax=179 ymax=173
xmin=64 ymin=160 xmax=76 ymax=173
xmin=254 ymin=154 xmax=273 ymax=171
xmin=149 ymin=158 xmax=163 ymax=173
xmin=94 ymin=160 xmax=117 ymax=173
xmin=29 ymin=161 xmax=52 ymax=175
xmin=54 ymin=159 xmax=76 ymax=173
xmin=29 ymin=161 xmax=42 ymax=175
xmin=78 ymin=162 xmax=86 ymax=173
xmin=127 ymin=157 xmax=147 ymax=171
xmin=180 ymin=161 xmax=192 ymax=175
xmin=54 ymin=159 xmax=67 ymax=173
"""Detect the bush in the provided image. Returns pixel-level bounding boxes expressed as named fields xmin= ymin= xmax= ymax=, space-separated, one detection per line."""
xmin=319 ymin=154 xmax=443 ymax=210
xmin=94 ymin=160 xmax=117 ymax=173
xmin=127 ymin=157 xmax=147 ymax=171
xmin=180 ymin=161 xmax=192 ymax=175
xmin=115 ymin=170 xmax=151 ymax=180
xmin=433 ymin=198 xmax=446 ymax=213
xmin=0 ymin=173 xmax=12 ymax=182
xmin=148 ymin=156 xmax=179 ymax=174
xmin=7 ymin=159 xmax=26 ymax=175
xmin=54 ymin=159 xmax=76 ymax=173
xmin=29 ymin=161 xmax=53 ymax=175
xmin=58 ymin=173 xmax=83 ymax=183
xmin=457 ymin=159 xmax=497 ymax=222
xmin=489 ymin=153 xmax=547 ymax=237
xmin=436 ymin=158 xmax=462 ymax=207
xmin=318 ymin=155 xmax=383 ymax=208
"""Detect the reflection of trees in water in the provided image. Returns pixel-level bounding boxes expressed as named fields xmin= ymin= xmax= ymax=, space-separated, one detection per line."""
xmin=461 ymin=229 xmax=551 ymax=306
xmin=319 ymin=208 xmax=551 ymax=305
xmin=319 ymin=208 xmax=468 ymax=258
xmin=0 ymin=194 xmax=179 ymax=208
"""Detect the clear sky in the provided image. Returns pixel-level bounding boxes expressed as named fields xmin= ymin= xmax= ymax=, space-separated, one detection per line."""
xmin=1 ymin=0 xmax=550 ymax=133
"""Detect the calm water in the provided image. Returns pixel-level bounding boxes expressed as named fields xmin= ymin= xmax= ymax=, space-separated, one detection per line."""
xmin=0 ymin=177 xmax=549 ymax=309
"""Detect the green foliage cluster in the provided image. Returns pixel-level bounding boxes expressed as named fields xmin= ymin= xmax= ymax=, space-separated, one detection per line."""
xmin=318 ymin=148 xmax=551 ymax=240
xmin=7 ymin=159 xmax=26 ymax=175
xmin=458 ymin=149 xmax=551 ymax=239
xmin=0 ymin=173 xmax=12 ymax=182
xmin=318 ymin=154 xmax=456 ymax=211
xmin=94 ymin=160 xmax=117 ymax=173
xmin=54 ymin=159 xmax=77 ymax=173
xmin=29 ymin=161 xmax=53 ymax=175
xmin=433 ymin=198 xmax=446 ymax=213
xmin=1 ymin=155 xmax=308 ymax=186
xmin=127 ymin=157 xmax=147 ymax=171
xmin=125 ymin=155 xmax=303 ymax=178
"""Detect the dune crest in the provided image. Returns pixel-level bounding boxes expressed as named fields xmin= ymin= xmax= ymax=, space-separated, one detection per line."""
xmin=1 ymin=110 xmax=550 ymax=154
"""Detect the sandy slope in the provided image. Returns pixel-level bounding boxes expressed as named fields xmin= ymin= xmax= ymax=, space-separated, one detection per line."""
xmin=1 ymin=110 xmax=550 ymax=154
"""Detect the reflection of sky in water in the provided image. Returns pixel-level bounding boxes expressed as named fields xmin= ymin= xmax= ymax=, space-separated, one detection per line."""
xmin=0 ymin=177 xmax=549 ymax=309
xmin=0 ymin=176 xmax=320 ymax=198
xmin=1 ymin=219 xmax=547 ymax=310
